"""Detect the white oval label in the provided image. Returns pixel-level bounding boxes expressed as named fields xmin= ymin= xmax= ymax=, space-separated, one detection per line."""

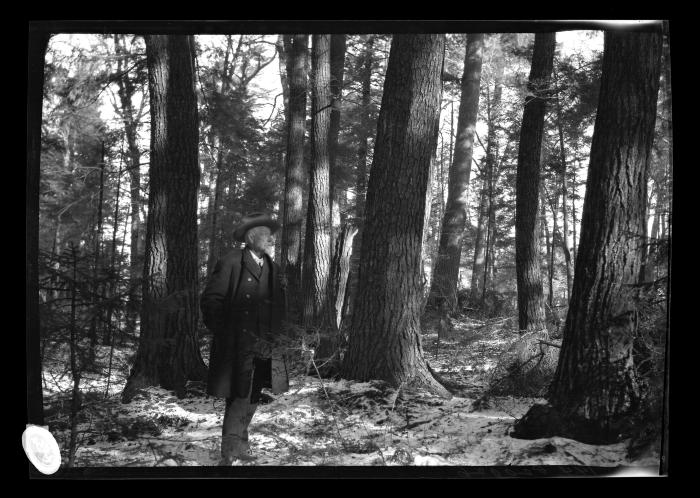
xmin=22 ymin=425 xmax=61 ymax=475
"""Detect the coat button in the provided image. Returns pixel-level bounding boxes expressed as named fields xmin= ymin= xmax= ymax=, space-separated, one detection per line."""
xmin=247 ymin=277 xmax=252 ymax=281
xmin=244 ymin=311 xmax=249 ymax=315
xmin=242 ymin=328 xmax=247 ymax=332
xmin=246 ymin=294 xmax=250 ymax=298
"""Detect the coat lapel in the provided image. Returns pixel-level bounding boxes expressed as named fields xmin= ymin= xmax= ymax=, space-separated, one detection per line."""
xmin=243 ymin=248 xmax=263 ymax=280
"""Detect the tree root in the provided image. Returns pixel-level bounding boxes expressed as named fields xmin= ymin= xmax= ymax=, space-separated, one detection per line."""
xmin=411 ymin=364 xmax=453 ymax=399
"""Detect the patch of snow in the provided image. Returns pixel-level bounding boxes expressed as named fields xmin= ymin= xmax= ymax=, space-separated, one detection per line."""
xmin=40 ymin=318 xmax=661 ymax=470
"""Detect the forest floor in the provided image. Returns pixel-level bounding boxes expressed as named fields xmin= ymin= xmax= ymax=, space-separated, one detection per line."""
xmin=39 ymin=314 xmax=662 ymax=472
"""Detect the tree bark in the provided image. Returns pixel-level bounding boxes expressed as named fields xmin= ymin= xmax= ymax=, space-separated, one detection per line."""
xmin=330 ymin=224 xmax=358 ymax=331
xmin=514 ymin=32 xmax=555 ymax=334
xmin=27 ymin=28 xmax=50 ymax=426
xmin=542 ymin=31 xmax=662 ymax=443
xmin=328 ymin=35 xmax=346 ymax=248
xmin=122 ymin=35 xmax=207 ymax=402
xmin=341 ymin=34 xmax=450 ymax=397
xmin=428 ymin=34 xmax=484 ymax=312
xmin=281 ymin=34 xmax=309 ymax=322
xmin=278 ymin=35 xmax=291 ymax=126
xmin=345 ymin=35 xmax=375 ymax=322
xmin=302 ymin=35 xmax=333 ymax=330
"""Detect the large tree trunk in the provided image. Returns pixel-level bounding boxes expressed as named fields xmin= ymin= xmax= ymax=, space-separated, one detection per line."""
xmin=514 ymin=32 xmax=555 ymax=335
xmin=27 ymin=29 xmax=50 ymax=426
xmin=428 ymin=34 xmax=484 ymax=312
xmin=278 ymin=35 xmax=291 ymax=126
xmin=516 ymin=31 xmax=663 ymax=444
xmin=328 ymin=34 xmax=346 ymax=249
xmin=341 ymin=34 xmax=450 ymax=398
xmin=302 ymin=34 xmax=333 ymax=330
xmin=345 ymin=35 xmax=375 ymax=323
xmin=122 ymin=35 xmax=207 ymax=403
xmin=281 ymin=35 xmax=309 ymax=322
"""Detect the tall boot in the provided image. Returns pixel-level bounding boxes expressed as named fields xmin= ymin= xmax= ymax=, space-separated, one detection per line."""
xmin=220 ymin=397 xmax=257 ymax=465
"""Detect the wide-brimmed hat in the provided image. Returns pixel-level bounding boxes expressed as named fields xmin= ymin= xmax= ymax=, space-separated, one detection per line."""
xmin=233 ymin=212 xmax=281 ymax=242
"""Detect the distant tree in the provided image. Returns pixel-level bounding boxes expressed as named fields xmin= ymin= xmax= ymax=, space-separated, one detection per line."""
xmin=539 ymin=45 xmax=602 ymax=305
xmin=428 ymin=33 xmax=484 ymax=312
xmin=471 ymin=36 xmax=505 ymax=302
xmin=122 ymin=35 xmax=207 ymax=402
xmin=341 ymin=34 xmax=450 ymax=397
xmin=281 ymin=34 xmax=309 ymax=321
xmin=112 ymin=34 xmax=148 ymax=316
xmin=198 ymin=35 xmax=276 ymax=275
xmin=552 ymin=65 xmax=573 ymax=298
xmin=515 ymin=30 xmax=663 ymax=443
xmin=641 ymin=31 xmax=672 ymax=284
xmin=514 ymin=32 xmax=555 ymax=336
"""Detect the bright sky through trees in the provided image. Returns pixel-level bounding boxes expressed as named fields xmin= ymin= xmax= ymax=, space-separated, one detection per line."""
xmin=44 ymin=31 xmax=606 ymax=263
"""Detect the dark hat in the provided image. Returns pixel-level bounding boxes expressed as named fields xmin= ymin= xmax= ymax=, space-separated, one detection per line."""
xmin=233 ymin=212 xmax=281 ymax=242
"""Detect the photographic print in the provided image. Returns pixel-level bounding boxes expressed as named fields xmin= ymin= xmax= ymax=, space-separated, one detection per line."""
xmin=26 ymin=20 xmax=670 ymax=478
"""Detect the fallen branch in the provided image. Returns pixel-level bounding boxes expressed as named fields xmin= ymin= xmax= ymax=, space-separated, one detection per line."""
xmin=398 ymin=418 xmax=437 ymax=431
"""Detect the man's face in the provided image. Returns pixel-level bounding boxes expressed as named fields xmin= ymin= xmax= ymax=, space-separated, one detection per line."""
xmin=246 ymin=226 xmax=274 ymax=254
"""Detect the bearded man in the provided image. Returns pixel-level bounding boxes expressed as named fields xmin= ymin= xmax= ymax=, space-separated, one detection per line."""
xmin=200 ymin=212 xmax=290 ymax=464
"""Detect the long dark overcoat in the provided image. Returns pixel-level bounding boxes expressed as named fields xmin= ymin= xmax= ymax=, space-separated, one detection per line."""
xmin=200 ymin=248 xmax=289 ymax=399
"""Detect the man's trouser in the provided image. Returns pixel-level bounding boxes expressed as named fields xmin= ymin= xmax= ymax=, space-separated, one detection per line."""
xmin=221 ymin=358 xmax=271 ymax=462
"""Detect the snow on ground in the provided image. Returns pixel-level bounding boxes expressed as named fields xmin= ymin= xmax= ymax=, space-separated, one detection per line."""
xmin=40 ymin=315 xmax=661 ymax=469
